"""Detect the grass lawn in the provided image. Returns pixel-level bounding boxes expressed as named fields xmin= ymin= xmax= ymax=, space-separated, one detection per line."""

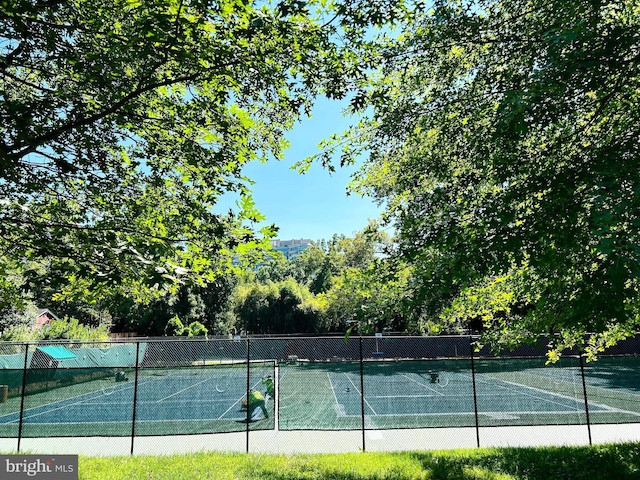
xmin=73 ymin=443 xmax=640 ymax=479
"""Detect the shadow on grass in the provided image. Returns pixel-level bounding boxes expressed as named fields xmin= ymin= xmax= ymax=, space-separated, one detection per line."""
xmin=248 ymin=443 xmax=640 ymax=480
xmin=411 ymin=443 xmax=640 ymax=480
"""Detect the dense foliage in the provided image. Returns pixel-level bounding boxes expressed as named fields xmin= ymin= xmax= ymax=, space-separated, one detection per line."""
xmin=0 ymin=229 xmax=410 ymax=337
xmin=1 ymin=316 xmax=109 ymax=342
xmin=232 ymin=230 xmax=407 ymax=335
xmin=2 ymin=1 xmax=637 ymax=355
xmin=0 ymin=0 xmax=413 ymax=303
xmin=316 ymin=0 xmax=640 ymax=358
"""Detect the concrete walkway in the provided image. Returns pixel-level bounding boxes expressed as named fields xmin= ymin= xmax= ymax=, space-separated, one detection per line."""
xmin=1 ymin=423 xmax=639 ymax=456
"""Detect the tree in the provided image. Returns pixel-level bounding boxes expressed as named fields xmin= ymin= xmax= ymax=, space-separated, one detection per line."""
xmin=0 ymin=0 xmax=414 ymax=304
xmin=320 ymin=261 xmax=415 ymax=334
xmin=186 ymin=320 xmax=208 ymax=337
xmin=255 ymin=252 xmax=306 ymax=284
xmin=104 ymin=275 xmax=236 ymax=336
xmin=321 ymin=0 xmax=640 ymax=358
xmin=0 ymin=257 xmax=38 ymax=332
xmin=0 ymin=316 xmax=110 ymax=342
xmin=232 ymin=278 xmax=325 ymax=333
xmin=337 ymin=227 xmax=390 ymax=269
xmin=306 ymin=241 xmax=343 ymax=295
xmin=164 ymin=315 xmax=185 ymax=336
xmin=293 ymin=242 xmax=333 ymax=293
xmin=293 ymin=233 xmax=383 ymax=294
xmin=0 ymin=303 xmax=38 ymax=335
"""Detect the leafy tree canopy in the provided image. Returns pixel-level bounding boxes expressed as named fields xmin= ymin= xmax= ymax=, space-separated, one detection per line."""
xmin=315 ymin=0 xmax=640 ymax=358
xmin=232 ymin=277 xmax=322 ymax=333
xmin=0 ymin=0 xmax=414 ymax=304
xmin=0 ymin=316 xmax=109 ymax=342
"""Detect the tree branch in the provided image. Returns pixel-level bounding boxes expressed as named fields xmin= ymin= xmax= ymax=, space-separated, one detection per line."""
xmin=8 ymin=71 xmax=203 ymax=160
xmin=1 ymin=214 xmax=188 ymax=244
xmin=0 ymin=69 xmax=57 ymax=92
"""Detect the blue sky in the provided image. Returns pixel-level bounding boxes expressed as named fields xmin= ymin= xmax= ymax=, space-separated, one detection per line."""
xmin=226 ymin=99 xmax=383 ymax=242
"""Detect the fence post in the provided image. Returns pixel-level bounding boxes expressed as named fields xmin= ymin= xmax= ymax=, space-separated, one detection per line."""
xmin=470 ymin=336 xmax=480 ymax=448
xmin=246 ymin=338 xmax=251 ymax=453
xmin=17 ymin=342 xmax=29 ymax=453
xmin=359 ymin=336 xmax=366 ymax=452
xmin=579 ymin=354 xmax=592 ymax=445
xmin=130 ymin=341 xmax=141 ymax=455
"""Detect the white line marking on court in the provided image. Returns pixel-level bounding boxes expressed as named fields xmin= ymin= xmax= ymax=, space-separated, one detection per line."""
xmin=334 ymin=410 xmax=604 ymax=418
xmin=156 ymin=376 xmax=213 ymax=403
xmin=131 ymin=398 xmax=231 ymax=405
xmin=12 ymin=389 xmax=132 ymax=423
xmin=419 ymin=370 xmax=640 ymax=419
xmin=468 ymin=374 xmax=583 ymax=411
xmin=19 ymin=417 xmax=245 ymax=425
xmin=217 ymin=378 xmax=263 ymax=420
xmin=327 ymin=373 xmax=340 ymax=406
xmin=344 ymin=373 xmax=377 ymax=416
xmin=493 ymin=378 xmax=640 ymax=417
xmin=401 ymin=374 xmax=445 ymax=396
xmin=469 ymin=374 xmax=640 ymax=417
xmin=327 ymin=373 xmax=349 ymax=417
xmin=5 ymin=380 xmax=155 ymax=424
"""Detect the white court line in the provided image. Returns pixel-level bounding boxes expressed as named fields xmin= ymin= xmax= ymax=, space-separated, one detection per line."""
xmin=327 ymin=372 xmax=340 ymax=406
xmin=461 ymin=372 xmax=640 ymax=417
xmin=5 ymin=380 xmax=157 ymax=424
xmin=156 ymin=376 xmax=214 ymax=403
xmin=370 ymin=394 xmax=444 ymax=399
xmin=462 ymin=373 xmax=583 ymax=411
xmin=307 ymin=410 xmax=605 ymax=418
xmin=493 ymin=378 xmax=640 ymax=417
xmin=344 ymin=373 xmax=377 ymax=416
xmin=217 ymin=378 xmax=264 ymax=420
xmin=327 ymin=373 xmax=348 ymax=417
xmin=12 ymin=388 xmax=132 ymax=423
xmin=18 ymin=416 xmax=252 ymax=426
xmin=401 ymin=373 xmax=445 ymax=396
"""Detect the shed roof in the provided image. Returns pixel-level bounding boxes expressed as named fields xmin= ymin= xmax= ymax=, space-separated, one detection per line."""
xmin=36 ymin=309 xmax=59 ymax=320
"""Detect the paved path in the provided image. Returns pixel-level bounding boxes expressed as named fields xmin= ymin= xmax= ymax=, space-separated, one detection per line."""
xmin=1 ymin=423 xmax=639 ymax=456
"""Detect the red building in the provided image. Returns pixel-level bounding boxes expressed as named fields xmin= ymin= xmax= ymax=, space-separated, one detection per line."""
xmin=34 ymin=308 xmax=59 ymax=330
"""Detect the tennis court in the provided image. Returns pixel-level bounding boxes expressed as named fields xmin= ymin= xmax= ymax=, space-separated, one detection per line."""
xmin=277 ymin=358 xmax=640 ymax=430
xmin=2 ymin=336 xmax=640 ymax=451
xmin=0 ymin=363 xmax=275 ymax=437
xmin=3 ymin=358 xmax=640 ymax=437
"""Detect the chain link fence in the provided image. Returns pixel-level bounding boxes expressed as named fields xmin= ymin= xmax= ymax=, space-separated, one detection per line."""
xmin=1 ymin=335 xmax=640 ymax=454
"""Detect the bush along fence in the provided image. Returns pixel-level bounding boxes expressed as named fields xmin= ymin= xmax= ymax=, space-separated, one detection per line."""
xmin=1 ymin=335 xmax=640 ymax=454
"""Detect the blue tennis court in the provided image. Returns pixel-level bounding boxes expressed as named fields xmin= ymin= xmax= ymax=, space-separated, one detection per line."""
xmin=0 ymin=369 xmax=274 ymax=428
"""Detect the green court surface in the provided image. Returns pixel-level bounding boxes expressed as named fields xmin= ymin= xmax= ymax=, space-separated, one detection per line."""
xmin=277 ymin=358 xmax=640 ymax=430
xmin=0 ymin=362 xmax=276 ymax=437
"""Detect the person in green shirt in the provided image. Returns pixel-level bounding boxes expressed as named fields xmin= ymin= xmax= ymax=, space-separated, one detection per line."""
xmin=262 ymin=375 xmax=275 ymax=402
xmin=243 ymin=389 xmax=268 ymax=420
